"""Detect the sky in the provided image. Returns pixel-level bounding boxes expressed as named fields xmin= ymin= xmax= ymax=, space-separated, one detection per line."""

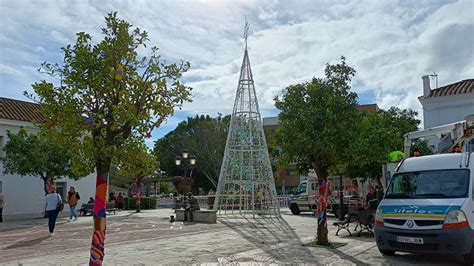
xmin=1 ymin=0 xmax=473 ymax=146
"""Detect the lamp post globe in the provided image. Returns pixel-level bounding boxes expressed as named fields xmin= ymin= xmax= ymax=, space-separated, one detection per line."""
xmin=175 ymin=156 xmax=182 ymax=166
xmin=182 ymin=149 xmax=189 ymax=159
xmin=190 ymin=155 xmax=197 ymax=166
xmin=175 ymin=150 xmax=197 ymax=179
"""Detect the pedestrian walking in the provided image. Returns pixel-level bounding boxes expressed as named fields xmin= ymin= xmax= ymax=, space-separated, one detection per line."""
xmin=116 ymin=192 xmax=124 ymax=210
xmin=0 ymin=192 xmax=4 ymax=223
xmin=67 ymin=186 xmax=80 ymax=221
xmin=45 ymin=186 xmax=63 ymax=236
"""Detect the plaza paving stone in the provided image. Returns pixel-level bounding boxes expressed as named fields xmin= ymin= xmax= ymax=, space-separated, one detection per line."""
xmin=0 ymin=209 xmax=464 ymax=265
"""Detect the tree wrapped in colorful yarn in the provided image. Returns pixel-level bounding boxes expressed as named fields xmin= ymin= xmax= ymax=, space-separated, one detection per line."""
xmin=316 ymin=177 xmax=330 ymax=244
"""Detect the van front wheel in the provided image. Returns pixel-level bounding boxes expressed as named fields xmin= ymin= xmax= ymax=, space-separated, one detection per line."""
xmin=378 ymin=248 xmax=395 ymax=256
xmin=290 ymin=204 xmax=300 ymax=215
xmin=463 ymin=245 xmax=474 ymax=265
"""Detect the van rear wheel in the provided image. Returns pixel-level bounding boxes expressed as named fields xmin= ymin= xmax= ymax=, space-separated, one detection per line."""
xmin=290 ymin=204 xmax=300 ymax=215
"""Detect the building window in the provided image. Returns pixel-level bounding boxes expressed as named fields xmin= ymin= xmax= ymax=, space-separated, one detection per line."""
xmin=55 ymin=182 xmax=67 ymax=199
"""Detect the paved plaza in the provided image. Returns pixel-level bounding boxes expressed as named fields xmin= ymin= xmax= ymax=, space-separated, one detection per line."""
xmin=0 ymin=209 xmax=464 ymax=265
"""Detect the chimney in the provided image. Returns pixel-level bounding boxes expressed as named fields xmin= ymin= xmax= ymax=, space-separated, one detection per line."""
xmin=422 ymin=75 xmax=431 ymax=97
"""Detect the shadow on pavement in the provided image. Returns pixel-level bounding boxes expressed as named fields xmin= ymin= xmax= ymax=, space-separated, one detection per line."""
xmin=319 ymin=242 xmax=373 ymax=265
xmin=219 ymin=214 xmax=317 ymax=263
xmin=4 ymin=235 xmax=50 ymax=249
xmin=386 ymin=253 xmax=463 ymax=265
xmin=106 ymin=211 xmax=140 ymax=221
xmin=338 ymin=233 xmax=375 ymax=243
xmin=281 ymin=212 xmax=318 ymax=218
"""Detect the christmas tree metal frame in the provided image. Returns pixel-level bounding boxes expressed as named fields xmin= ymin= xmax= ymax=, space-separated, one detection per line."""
xmin=213 ymin=22 xmax=280 ymax=218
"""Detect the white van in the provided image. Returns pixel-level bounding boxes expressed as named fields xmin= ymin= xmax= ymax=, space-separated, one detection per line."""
xmin=288 ymin=179 xmax=318 ymax=214
xmin=375 ymin=153 xmax=474 ymax=264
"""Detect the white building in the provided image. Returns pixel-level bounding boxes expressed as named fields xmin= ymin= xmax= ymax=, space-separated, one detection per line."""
xmin=0 ymin=97 xmax=96 ymax=219
xmin=418 ymin=76 xmax=474 ymax=129
xmin=417 ymin=77 xmax=474 ymax=153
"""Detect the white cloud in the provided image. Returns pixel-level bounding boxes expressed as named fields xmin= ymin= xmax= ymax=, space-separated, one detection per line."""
xmin=34 ymin=46 xmax=46 ymax=53
xmin=50 ymin=30 xmax=72 ymax=45
xmin=1 ymin=0 xmax=473 ymax=134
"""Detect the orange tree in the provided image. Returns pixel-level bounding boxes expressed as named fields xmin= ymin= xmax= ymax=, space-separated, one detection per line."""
xmin=114 ymin=138 xmax=159 ymax=213
xmin=274 ymin=57 xmax=358 ymax=245
xmin=27 ymin=12 xmax=192 ymax=265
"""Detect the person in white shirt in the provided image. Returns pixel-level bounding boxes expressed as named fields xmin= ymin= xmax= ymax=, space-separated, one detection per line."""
xmin=45 ymin=186 xmax=62 ymax=236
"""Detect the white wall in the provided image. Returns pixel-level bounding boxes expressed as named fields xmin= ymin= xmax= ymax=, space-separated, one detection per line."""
xmin=419 ymin=94 xmax=474 ymax=129
xmin=0 ymin=164 xmax=96 ymax=216
xmin=0 ymin=120 xmax=96 ymax=217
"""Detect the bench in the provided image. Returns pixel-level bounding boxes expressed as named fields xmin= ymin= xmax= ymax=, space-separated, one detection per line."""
xmin=333 ymin=211 xmax=375 ymax=237
xmin=333 ymin=213 xmax=358 ymax=236
xmin=79 ymin=202 xmax=118 ymax=216
xmin=353 ymin=210 xmax=374 ymax=236
xmin=175 ymin=209 xmax=217 ymax=223
xmin=79 ymin=203 xmax=94 ymax=216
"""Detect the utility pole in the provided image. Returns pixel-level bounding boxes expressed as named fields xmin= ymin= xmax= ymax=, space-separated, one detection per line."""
xmin=339 ymin=175 xmax=344 ymax=221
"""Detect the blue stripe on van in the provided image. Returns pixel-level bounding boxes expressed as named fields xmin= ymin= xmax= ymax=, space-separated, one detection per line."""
xmin=380 ymin=205 xmax=461 ymax=215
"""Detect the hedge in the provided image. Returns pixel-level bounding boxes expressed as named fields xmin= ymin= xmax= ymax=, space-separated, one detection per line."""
xmin=124 ymin=197 xmax=157 ymax=210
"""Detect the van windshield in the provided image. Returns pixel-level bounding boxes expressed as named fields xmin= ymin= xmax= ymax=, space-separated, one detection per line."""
xmin=386 ymin=169 xmax=470 ymax=199
xmin=294 ymin=182 xmax=307 ymax=195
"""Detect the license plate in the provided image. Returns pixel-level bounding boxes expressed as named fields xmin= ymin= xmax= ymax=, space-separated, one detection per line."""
xmin=396 ymin=236 xmax=424 ymax=244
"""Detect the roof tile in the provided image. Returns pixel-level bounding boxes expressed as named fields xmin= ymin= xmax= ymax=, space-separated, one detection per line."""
xmin=428 ymin=79 xmax=474 ymax=98
xmin=0 ymin=97 xmax=44 ymax=122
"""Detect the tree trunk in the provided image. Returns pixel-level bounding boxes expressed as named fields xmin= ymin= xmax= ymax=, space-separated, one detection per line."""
xmin=316 ymin=194 xmax=329 ymax=245
xmin=136 ymin=179 xmax=141 ymax=213
xmin=42 ymin=177 xmax=49 ymax=196
xmin=89 ymin=161 xmax=110 ymax=265
xmin=42 ymin=177 xmax=49 ymax=218
xmin=313 ymin=162 xmax=330 ymax=246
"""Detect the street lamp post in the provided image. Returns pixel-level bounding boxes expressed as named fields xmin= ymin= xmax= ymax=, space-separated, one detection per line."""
xmin=150 ymin=169 xmax=166 ymax=198
xmin=175 ymin=149 xmax=197 ymax=178
xmin=339 ymin=174 xmax=344 ymax=221
xmin=175 ymin=149 xmax=197 ymax=194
